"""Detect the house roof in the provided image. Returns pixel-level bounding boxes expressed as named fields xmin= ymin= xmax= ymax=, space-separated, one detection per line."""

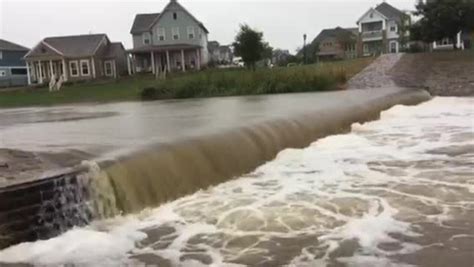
xmin=25 ymin=34 xmax=112 ymax=59
xmin=103 ymin=42 xmax=126 ymax=58
xmin=356 ymin=7 xmax=388 ymax=24
xmin=312 ymin=27 xmax=356 ymax=44
xmin=375 ymin=2 xmax=405 ymax=22
xmin=130 ymin=13 xmax=160 ymax=34
xmin=0 ymin=39 xmax=29 ymax=51
xmin=131 ymin=0 xmax=209 ymax=35
xmin=208 ymin=41 xmax=220 ymax=51
xmin=43 ymin=34 xmax=107 ymax=57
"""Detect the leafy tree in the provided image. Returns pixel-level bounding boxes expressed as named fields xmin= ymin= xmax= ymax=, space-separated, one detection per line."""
xmin=233 ymin=24 xmax=268 ymax=70
xmin=413 ymin=0 xmax=474 ymax=49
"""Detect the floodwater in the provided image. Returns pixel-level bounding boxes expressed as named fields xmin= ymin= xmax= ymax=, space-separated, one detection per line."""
xmin=0 ymin=97 xmax=472 ymax=266
xmin=0 ymin=88 xmax=415 ymax=158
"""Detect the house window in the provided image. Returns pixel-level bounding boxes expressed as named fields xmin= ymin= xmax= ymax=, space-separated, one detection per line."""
xmin=370 ymin=12 xmax=373 ymax=18
xmin=157 ymin=28 xmax=166 ymax=41
xmin=11 ymin=68 xmax=27 ymax=75
xmin=390 ymin=26 xmax=397 ymax=32
xmin=0 ymin=51 xmax=2 ymax=60
xmin=172 ymin=27 xmax=180 ymax=40
xmin=69 ymin=61 xmax=79 ymax=77
xmin=104 ymin=61 xmax=114 ymax=76
xmin=173 ymin=12 xmax=177 ymax=20
xmin=80 ymin=60 xmax=90 ymax=76
xmin=143 ymin=32 xmax=151 ymax=45
xmin=187 ymin=26 xmax=195 ymax=39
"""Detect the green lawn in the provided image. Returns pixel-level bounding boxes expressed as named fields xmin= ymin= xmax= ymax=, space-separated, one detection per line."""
xmin=0 ymin=58 xmax=373 ymax=108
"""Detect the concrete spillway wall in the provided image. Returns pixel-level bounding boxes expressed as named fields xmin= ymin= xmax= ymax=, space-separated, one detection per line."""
xmin=0 ymin=88 xmax=431 ymax=249
xmin=0 ymin=170 xmax=92 ymax=249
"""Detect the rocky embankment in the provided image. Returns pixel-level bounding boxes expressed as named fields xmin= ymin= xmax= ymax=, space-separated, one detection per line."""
xmin=348 ymin=51 xmax=474 ymax=96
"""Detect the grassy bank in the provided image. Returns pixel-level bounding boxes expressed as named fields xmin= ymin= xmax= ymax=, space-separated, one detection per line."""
xmin=0 ymin=58 xmax=373 ymax=108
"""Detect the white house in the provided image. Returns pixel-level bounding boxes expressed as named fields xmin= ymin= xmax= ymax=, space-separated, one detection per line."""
xmin=356 ymin=2 xmax=410 ymax=56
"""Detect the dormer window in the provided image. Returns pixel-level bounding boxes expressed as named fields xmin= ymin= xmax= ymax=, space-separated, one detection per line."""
xmin=143 ymin=32 xmax=151 ymax=45
xmin=173 ymin=12 xmax=177 ymax=20
xmin=187 ymin=26 xmax=195 ymax=39
xmin=172 ymin=27 xmax=180 ymax=40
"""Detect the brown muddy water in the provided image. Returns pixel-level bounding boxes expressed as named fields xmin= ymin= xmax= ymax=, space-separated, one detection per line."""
xmin=0 ymin=91 xmax=472 ymax=266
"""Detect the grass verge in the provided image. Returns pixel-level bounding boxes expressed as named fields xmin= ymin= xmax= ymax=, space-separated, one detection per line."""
xmin=0 ymin=58 xmax=373 ymax=108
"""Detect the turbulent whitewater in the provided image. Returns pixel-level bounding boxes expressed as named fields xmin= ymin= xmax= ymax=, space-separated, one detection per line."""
xmin=1 ymin=97 xmax=473 ymax=266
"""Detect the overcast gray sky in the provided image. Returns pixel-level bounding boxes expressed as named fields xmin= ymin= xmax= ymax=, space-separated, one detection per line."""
xmin=0 ymin=0 xmax=416 ymax=53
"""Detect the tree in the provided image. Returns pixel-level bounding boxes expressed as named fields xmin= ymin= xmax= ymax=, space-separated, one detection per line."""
xmin=233 ymin=24 xmax=267 ymax=70
xmin=412 ymin=0 xmax=474 ymax=49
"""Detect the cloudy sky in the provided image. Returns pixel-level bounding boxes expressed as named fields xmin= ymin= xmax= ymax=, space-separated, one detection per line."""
xmin=0 ymin=0 xmax=416 ymax=53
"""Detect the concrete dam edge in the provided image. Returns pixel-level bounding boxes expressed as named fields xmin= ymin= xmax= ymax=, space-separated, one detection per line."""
xmin=0 ymin=88 xmax=432 ymax=249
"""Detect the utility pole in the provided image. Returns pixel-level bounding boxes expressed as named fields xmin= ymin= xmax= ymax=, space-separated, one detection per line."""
xmin=303 ymin=34 xmax=307 ymax=65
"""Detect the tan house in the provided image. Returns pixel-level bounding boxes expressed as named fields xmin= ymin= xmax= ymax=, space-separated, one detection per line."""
xmin=313 ymin=27 xmax=358 ymax=61
xmin=24 ymin=34 xmax=127 ymax=85
xmin=128 ymin=0 xmax=209 ymax=75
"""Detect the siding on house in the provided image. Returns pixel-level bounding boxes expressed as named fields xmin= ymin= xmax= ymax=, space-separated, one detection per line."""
xmin=129 ymin=0 xmax=210 ymax=72
xmin=25 ymin=34 xmax=127 ymax=85
xmin=0 ymin=39 xmax=29 ymax=87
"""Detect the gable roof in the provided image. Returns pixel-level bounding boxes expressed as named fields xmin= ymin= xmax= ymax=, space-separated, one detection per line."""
xmin=312 ymin=27 xmax=356 ymax=44
xmin=357 ymin=7 xmax=387 ymax=24
xmin=25 ymin=34 xmax=109 ymax=59
xmin=0 ymin=39 xmax=29 ymax=51
xmin=103 ymin=42 xmax=126 ymax=58
xmin=130 ymin=13 xmax=160 ymax=34
xmin=132 ymin=0 xmax=209 ymax=35
xmin=375 ymin=2 xmax=405 ymax=22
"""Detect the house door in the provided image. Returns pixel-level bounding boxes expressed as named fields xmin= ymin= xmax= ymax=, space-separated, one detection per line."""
xmin=390 ymin=41 xmax=397 ymax=53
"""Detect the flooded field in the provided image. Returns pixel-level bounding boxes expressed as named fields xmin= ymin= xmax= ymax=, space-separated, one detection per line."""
xmin=1 ymin=97 xmax=472 ymax=266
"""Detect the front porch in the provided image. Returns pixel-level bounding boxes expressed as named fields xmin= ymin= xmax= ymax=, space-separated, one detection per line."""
xmin=26 ymin=59 xmax=69 ymax=85
xmin=127 ymin=45 xmax=202 ymax=75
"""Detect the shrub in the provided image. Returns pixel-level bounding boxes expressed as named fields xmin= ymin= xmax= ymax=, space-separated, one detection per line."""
xmin=140 ymin=87 xmax=158 ymax=101
xmin=139 ymin=58 xmax=373 ymax=101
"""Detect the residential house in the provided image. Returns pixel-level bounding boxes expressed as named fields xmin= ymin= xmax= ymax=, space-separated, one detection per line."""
xmin=356 ymin=2 xmax=410 ymax=56
xmin=0 ymin=39 xmax=29 ymax=88
xmin=272 ymin=49 xmax=291 ymax=66
xmin=24 ymin=34 xmax=127 ymax=85
xmin=208 ymin=41 xmax=233 ymax=65
xmin=128 ymin=0 xmax=209 ymax=74
xmin=418 ymin=0 xmax=467 ymax=50
xmin=312 ymin=27 xmax=358 ymax=61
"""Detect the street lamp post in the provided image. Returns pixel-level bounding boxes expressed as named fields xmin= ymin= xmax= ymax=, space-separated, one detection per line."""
xmin=303 ymin=34 xmax=307 ymax=65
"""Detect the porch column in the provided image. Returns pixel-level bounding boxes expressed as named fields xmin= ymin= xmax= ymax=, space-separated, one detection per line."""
xmin=127 ymin=54 xmax=132 ymax=76
xmin=133 ymin=55 xmax=137 ymax=74
xmin=38 ymin=61 xmax=43 ymax=84
xmin=166 ymin=50 xmax=171 ymax=72
xmin=113 ymin=60 xmax=117 ymax=79
xmin=26 ymin=62 xmax=32 ymax=85
xmin=151 ymin=52 xmax=155 ymax=74
xmin=62 ymin=59 xmax=68 ymax=81
xmin=457 ymin=32 xmax=462 ymax=49
xmin=196 ymin=48 xmax=201 ymax=70
xmin=181 ymin=49 xmax=186 ymax=72
xmin=49 ymin=60 xmax=54 ymax=78
xmin=91 ymin=57 xmax=96 ymax=78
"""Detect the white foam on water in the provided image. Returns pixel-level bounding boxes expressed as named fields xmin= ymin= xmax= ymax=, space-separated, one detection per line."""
xmin=1 ymin=97 xmax=473 ymax=266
